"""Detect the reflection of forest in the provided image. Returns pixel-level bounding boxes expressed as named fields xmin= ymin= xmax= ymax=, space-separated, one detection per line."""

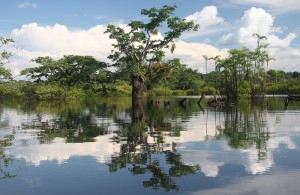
xmin=108 ymin=98 xmax=203 ymax=191
xmin=108 ymin=99 xmax=274 ymax=190
xmin=220 ymin=100 xmax=271 ymax=160
xmin=0 ymin=134 xmax=18 ymax=180
xmin=109 ymin=122 xmax=200 ymax=192
xmin=0 ymin=97 xmax=275 ymax=186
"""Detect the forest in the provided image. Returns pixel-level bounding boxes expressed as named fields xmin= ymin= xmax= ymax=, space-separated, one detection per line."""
xmin=0 ymin=54 xmax=298 ymax=100
xmin=0 ymin=5 xmax=299 ymax=101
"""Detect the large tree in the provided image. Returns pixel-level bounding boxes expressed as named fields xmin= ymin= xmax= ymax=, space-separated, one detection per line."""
xmin=21 ymin=55 xmax=110 ymax=91
xmin=105 ymin=5 xmax=199 ymax=102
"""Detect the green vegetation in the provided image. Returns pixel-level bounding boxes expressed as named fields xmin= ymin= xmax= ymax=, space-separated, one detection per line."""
xmin=208 ymin=34 xmax=274 ymax=99
xmin=0 ymin=36 xmax=14 ymax=80
xmin=104 ymin=5 xmax=199 ymax=101
xmin=0 ymin=52 xmax=299 ymax=100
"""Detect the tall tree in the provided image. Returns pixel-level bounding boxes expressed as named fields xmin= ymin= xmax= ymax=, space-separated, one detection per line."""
xmin=202 ymin=55 xmax=209 ymax=87
xmin=105 ymin=5 xmax=198 ymax=122
xmin=105 ymin=5 xmax=199 ymax=101
xmin=251 ymin=34 xmax=270 ymax=97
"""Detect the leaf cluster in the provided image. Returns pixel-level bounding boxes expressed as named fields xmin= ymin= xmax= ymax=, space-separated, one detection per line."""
xmin=0 ymin=36 xmax=14 ymax=80
xmin=105 ymin=5 xmax=199 ymax=79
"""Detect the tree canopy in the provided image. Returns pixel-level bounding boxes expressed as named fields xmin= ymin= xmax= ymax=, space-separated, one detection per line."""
xmin=21 ymin=55 xmax=110 ymax=90
xmin=105 ymin=4 xmax=199 ymax=99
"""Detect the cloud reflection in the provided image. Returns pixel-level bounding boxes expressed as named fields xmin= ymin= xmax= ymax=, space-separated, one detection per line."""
xmin=2 ymin=107 xmax=300 ymax=178
xmin=6 ymin=135 xmax=120 ymax=166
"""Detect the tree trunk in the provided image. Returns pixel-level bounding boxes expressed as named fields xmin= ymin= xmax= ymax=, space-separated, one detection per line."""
xmin=132 ymin=75 xmax=145 ymax=122
xmin=132 ymin=75 xmax=144 ymax=100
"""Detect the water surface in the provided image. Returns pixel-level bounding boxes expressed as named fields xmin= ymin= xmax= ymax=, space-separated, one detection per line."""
xmin=1 ymin=97 xmax=300 ymax=195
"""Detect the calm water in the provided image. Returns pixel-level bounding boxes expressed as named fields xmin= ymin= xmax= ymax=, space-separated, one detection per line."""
xmin=1 ymin=96 xmax=300 ymax=195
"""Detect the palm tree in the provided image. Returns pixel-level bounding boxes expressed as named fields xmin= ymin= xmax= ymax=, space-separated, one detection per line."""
xmin=203 ymin=55 xmax=209 ymax=87
xmin=253 ymin=33 xmax=267 ymax=49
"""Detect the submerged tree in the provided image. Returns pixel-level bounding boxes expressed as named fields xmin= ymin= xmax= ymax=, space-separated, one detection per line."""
xmin=213 ymin=34 xmax=273 ymax=99
xmin=104 ymin=5 xmax=199 ymax=120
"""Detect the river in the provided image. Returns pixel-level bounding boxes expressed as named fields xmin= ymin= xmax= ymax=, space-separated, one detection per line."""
xmin=1 ymin=96 xmax=300 ymax=195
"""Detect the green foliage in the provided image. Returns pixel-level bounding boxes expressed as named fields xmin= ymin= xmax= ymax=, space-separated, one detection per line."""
xmin=65 ymin=88 xmax=86 ymax=100
xmin=36 ymin=84 xmax=67 ymax=100
xmin=237 ymin=81 xmax=251 ymax=98
xmin=21 ymin=55 xmax=110 ymax=90
xmin=0 ymin=36 xmax=14 ymax=80
xmin=211 ymin=34 xmax=274 ymax=99
xmin=35 ymin=85 xmax=86 ymax=100
xmin=105 ymin=5 xmax=199 ymax=99
xmin=201 ymin=86 xmax=219 ymax=95
xmin=147 ymin=87 xmax=172 ymax=96
xmin=266 ymin=69 xmax=300 ymax=94
xmin=0 ymin=81 xmax=37 ymax=98
xmin=0 ymin=82 xmax=22 ymax=98
xmin=0 ymin=81 xmax=87 ymax=100
xmin=186 ymin=89 xmax=201 ymax=95
xmin=171 ymin=90 xmax=186 ymax=96
xmin=112 ymin=82 xmax=132 ymax=96
xmin=171 ymin=65 xmax=204 ymax=91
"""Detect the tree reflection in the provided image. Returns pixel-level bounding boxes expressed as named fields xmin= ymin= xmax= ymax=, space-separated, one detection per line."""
xmin=0 ymin=97 xmax=278 ymax=185
xmin=109 ymin=126 xmax=200 ymax=191
xmin=220 ymin=99 xmax=271 ymax=160
xmin=108 ymin=99 xmax=201 ymax=191
xmin=21 ymin=100 xmax=120 ymax=144
xmin=0 ymin=135 xmax=17 ymax=180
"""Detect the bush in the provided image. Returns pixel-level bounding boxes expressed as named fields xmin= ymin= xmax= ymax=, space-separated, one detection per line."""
xmin=0 ymin=81 xmax=36 ymax=98
xmin=66 ymin=87 xmax=86 ymax=99
xmin=147 ymin=87 xmax=172 ymax=96
xmin=172 ymin=90 xmax=186 ymax=96
xmin=114 ymin=83 xmax=132 ymax=96
xmin=186 ymin=89 xmax=201 ymax=95
xmin=0 ymin=82 xmax=21 ymax=97
xmin=20 ymin=82 xmax=38 ymax=98
xmin=201 ymin=86 xmax=219 ymax=95
xmin=36 ymin=85 xmax=66 ymax=100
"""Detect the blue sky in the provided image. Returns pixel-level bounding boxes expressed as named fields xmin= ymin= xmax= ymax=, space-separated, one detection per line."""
xmin=1 ymin=0 xmax=300 ymax=78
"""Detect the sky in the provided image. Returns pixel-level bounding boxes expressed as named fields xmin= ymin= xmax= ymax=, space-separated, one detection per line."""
xmin=1 ymin=0 xmax=300 ymax=79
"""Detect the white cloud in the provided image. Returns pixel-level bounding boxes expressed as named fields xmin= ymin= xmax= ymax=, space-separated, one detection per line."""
xmin=17 ymin=1 xmax=38 ymax=9
xmin=168 ymin=40 xmax=229 ymax=72
xmin=8 ymin=10 xmax=299 ymax=78
xmin=12 ymin=23 xmax=113 ymax=57
xmin=8 ymin=22 xmax=229 ymax=78
xmin=10 ymin=23 xmax=115 ymax=78
xmin=226 ymin=0 xmax=300 ymax=13
xmin=182 ymin=5 xmax=300 ymax=72
xmin=218 ymin=7 xmax=300 ymax=71
xmin=219 ymin=7 xmax=296 ymax=48
xmin=183 ymin=6 xmax=229 ymax=39
xmin=185 ymin=6 xmax=224 ymax=29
